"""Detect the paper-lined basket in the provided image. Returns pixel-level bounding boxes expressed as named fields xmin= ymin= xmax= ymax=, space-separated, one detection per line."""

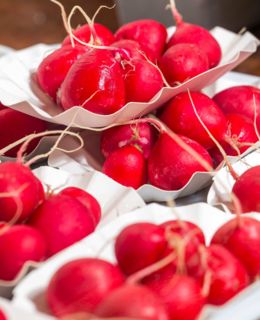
xmin=12 ymin=203 xmax=260 ymax=320
xmin=0 ymin=27 xmax=258 ymax=128
xmin=0 ymin=165 xmax=145 ymax=298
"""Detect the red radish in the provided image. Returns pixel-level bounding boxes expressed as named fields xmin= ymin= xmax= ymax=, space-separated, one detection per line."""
xmin=102 ymin=145 xmax=147 ymax=189
xmin=231 ymin=166 xmax=260 ymax=213
xmin=47 ymin=258 xmax=124 ymax=317
xmin=0 ymin=309 xmax=7 ymax=320
xmin=146 ymin=274 xmax=205 ymax=320
xmin=211 ymin=217 xmax=260 ymax=279
xmin=0 ymin=103 xmax=5 ymax=110
xmin=167 ymin=0 xmax=221 ymax=68
xmin=101 ymin=122 xmax=157 ymax=159
xmin=159 ymin=91 xmax=227 ymax=149
xmin=28 ymin=194 xmax=96 ymax=257
xmin=0 ymin=225 xmax=46 ymax=281
xmin=148 ymin=132 xmax=213 ymax=190
xmin=0 ymin=162 xmax=44 ymax=223
xmin=0 ymin=108 xmax=47 ymax=158
xmin=63 ymin=22 xmax=115 ymax=47
xmin=36 ymin=45 xmax=89 ymax=101
xmin=213 ymin=86 xmax=260 ymax=130
xmin=59 ymin=187 xmax=101 ymax=226
xmin=115 ymin=223 xmax=167 ymax=275
xmin=115 ymin=19 xmax=167 ymax=61
xmin=188 ymin=245 xmax=249 ymax=305
xmin=60 ymin=49 xmax=126 ymax=114
xmin=124 ymin=59 xmax=164 ymax=103
xmin=159 ymin=43 xmax=209 ymax=85
xmin=112 ymin=39 xmax=146 ymax=60
xmin=209 ymin=113 xmax=258 ymax=166
xmin=95 ymin=284 xmax=169 ymax=320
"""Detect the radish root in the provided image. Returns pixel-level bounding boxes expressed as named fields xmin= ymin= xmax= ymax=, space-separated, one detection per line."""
xmin=166 ymin=0 xmax=183 ymax=26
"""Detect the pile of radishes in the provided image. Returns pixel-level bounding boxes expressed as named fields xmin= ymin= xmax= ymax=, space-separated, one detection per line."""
xmin=0 ymin=160 xmax=101 ymax=282
xmin=36 ymin=0 xmax=223 ymax=115
xmin=99 ymin=85 xmax=260 ymax=192
xmin=45 ymin=212 xmax=260 ymax=320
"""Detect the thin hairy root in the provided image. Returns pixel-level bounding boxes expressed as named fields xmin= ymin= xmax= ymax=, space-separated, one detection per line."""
xmin=91 ymin=4 xmax=116 ymax=28
xmin=50 ymin=0 xmax=71 ymax=38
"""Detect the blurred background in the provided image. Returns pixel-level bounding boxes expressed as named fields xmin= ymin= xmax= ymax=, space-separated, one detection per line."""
xmin=0 ymin=0 xmax=259 ymax=75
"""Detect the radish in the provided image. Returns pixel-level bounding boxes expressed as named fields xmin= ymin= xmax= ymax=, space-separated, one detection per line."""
xmin=115 ymin=223 xmax=167 ymax=276
xmin=95 ymin=284 xmax=169 ymax=320
xmin=159 ymin=91 xmax=227 ymax=149
xmin=124 ymin=58 xmax=164 ymax=103
xmin=159 ymin=43 xmax=209 ymax=85
xmin=146 ymin=274 xmax=205 ymax=320
xmin=209 ymin=113 xmax=258 ymax=166
xmin=0 ymin=225 xmax=46 ymax=281
xmin=0 ymin=309 xmax=6 ymax=320
xmin=59 ymin=49 xmax=126 ymax=114
xmin=47 ymin=258 xmax=124 ymax=317
xmin=0 ymin=107 xmax=47 ymax=158
xmin=59 ymin=187 xmax=101 ymax=227
xmin=102 ymin=145 xmax=147 ymax=189
xmin=213 ymin=85 xmax=260 ymax=130
xmin=111 ymin=39 xmax=146 ymax=60
xmin=100 ymin=122 xmax=157 ymax=159
xmin=36 ymin=45 xmax=89 ymax=101
xmin=211 ymin=217 xmax=260 ymax=279
xmin=188 ymin=244 xmax=249 ymax=305
xmin=231 ymin=166 xmax=260 ymax=213
xmin=148 ymin=132 xmax=213 ymax=190
xmin=167 ymin=0 xmax=221 ymax=68
xmin=63 ymin=22 xmax=115 ymax=47
xmin=115 ymin=19 xmax=167 ymax=61
xmin=28 ymin=194 xmax=96 ymax=257
xmin=0 ymin=162 xmax=44 ymax=223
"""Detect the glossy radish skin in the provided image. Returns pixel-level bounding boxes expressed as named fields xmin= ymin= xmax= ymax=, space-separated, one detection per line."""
xmin=115 ymin=223 xmax=167 ymax=275
xmin=62 ymin=23 xmax=115 ymax=47
xmin=112 ymin=39 xmax=146 ymax=60
xmin=101 ymin=122 xmax=157 ymax=159
xmin=0 ymin=162 xmax=44 ymax=223
xmin=102 ymin=145 xmax=147 ymax=189
xmin=232 ymin=166 xmax=260 ymax=213
xmin=0 ymin=309 xmax=7 ymax=320
xmin=59 ymin=187 xmax=101 ymax=227
xmin=159 ymin=92 xmax=227 ymax=149
xmin=188 ymin=245 xmax=249 ymax=305
xmin=148 ymin=133 xmax=213 ymax=190
xmin=124 ymin=59 xmax=164 ymax=103
xmin=60 ymin=49 xmax=125 ymax=114
xmin=209 ymin=113 xmax=258 ymax=166
xmin=37 ymin=45 xmax=89 ymax=101
xmin=213 ymin=86 xmax=260 ymax=130
xmin=159 ymin=43 xmax=209 ymax=85
xmin=211 ymin=217 xmax=260 ymax=279
xmin=0 ymin=225 xmax=46 ymax=281
xmin=115 ymin=19 xmax=167 ymax=61
xmin=28 ymin=194 xmax=96 ymax=257
xmin=0 ymin=108 xmax=47 ymax=157
xmin=95 ymin=284 xmax=169 ymax=320
xmin=47 ymin=258 xmax=124 ymax=317
xmin=167 ymin=23 xmax=221 ymax=68
xmin=147 ymin=274 xmax=205 ymax=320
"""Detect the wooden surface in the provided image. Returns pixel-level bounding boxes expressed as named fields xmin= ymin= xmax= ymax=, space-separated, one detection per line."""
xmin=0 ymin=0 xmax=259 ymax=76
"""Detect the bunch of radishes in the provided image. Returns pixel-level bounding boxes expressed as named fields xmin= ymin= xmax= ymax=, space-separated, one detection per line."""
xmin=0 ymin=160 xmax=101 ymax=282
xmin=46 ymin=212 xmax=260 ymax=320
xmin=99 ymin=84 xmax=260 ymax=192
xmin=36 ymin=0 xmax=223 ymax=115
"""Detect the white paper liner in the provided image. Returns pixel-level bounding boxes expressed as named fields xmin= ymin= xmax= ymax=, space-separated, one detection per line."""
xmin=12 ymin=203 xmax=260 ymax=319
xmin=0 ymin=298 xmax=53 ymax=320
xmin=0 ymin=165 xmax=145 ymax=297
xmin=0 ymin=27 xmax=258 ymax=128
xmin=207 ymin=151 xmax=260 ymax=211
xmin=0 ymin=45 xmax=14 ymax=57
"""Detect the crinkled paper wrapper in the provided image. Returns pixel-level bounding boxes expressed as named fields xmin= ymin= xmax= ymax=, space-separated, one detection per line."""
xmin=0 ymin=27 xmax=258 ymax=128
xmin=0 ymin=166 xmax=145 ymax=298
xmin=12 ymin=203 xmax=260 ymax=320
